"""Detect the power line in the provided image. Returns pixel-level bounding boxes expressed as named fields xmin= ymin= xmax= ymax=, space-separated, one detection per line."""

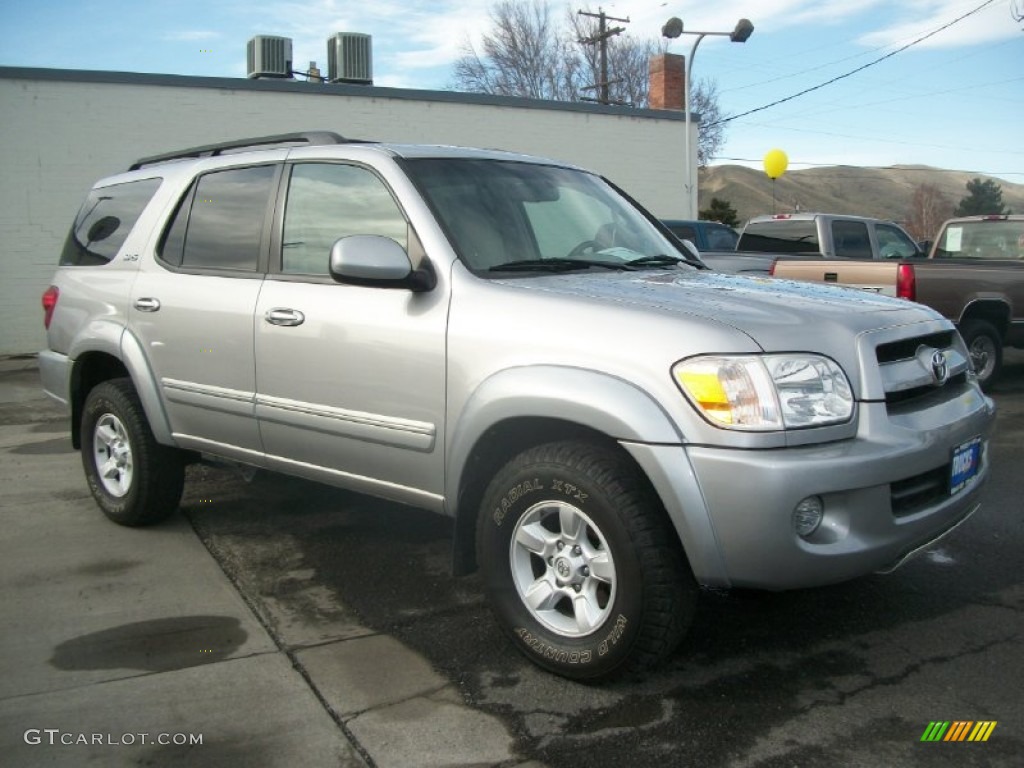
xmin=730 ymin=114 xmax=1024 ymax=157
xmin=707 ymin=0 xmax=1000 ymax=127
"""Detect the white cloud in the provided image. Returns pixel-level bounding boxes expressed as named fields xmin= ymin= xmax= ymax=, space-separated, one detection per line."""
xmin=855 ymin=0 xmax=1017 ymax=49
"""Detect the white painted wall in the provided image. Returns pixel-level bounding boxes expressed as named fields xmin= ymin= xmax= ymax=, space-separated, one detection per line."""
xmin=0 ymin=69 xmax=690 ymax=355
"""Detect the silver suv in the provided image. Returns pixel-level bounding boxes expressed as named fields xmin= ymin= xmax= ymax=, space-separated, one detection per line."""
xmin=41 ymin=132 xmax=995 ymax=681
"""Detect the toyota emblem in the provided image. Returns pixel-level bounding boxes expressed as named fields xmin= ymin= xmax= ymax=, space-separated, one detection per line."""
xmin=931 ymin=350 xmax=948 ymax=385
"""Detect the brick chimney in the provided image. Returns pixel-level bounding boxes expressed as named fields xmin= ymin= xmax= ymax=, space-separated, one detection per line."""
xmin=649 ymin=53 xmax=685 ymax=110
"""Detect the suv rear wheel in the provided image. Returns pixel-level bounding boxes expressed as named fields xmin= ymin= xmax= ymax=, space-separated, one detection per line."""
xmin=81 ymin=378 xmax=184 ymax=526
xmin=477 ymin=440 xmax=696 ymax=681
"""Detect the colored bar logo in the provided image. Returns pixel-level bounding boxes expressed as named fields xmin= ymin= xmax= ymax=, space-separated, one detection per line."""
xmin=921 ymin=721 xmax=997 ymax=742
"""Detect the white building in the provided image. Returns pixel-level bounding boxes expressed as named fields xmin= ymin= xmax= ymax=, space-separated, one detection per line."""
xmin=0 ymin=64 xmax=693 ymax=356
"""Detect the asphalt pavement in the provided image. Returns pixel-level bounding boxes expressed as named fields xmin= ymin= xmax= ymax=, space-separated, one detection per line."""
xmin=1 ymin=353 xmax=1021 ymax=767
xmin=0 ymin=356 xmax=529 ymax=768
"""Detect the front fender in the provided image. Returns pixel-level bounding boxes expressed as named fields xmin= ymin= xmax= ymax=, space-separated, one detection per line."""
xmin=445 ymin=365 xmax=729 ymax=583
xmin=446 ymin=365 xmax=684 ymax=499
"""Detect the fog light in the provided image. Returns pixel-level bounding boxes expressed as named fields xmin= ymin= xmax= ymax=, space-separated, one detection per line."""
xmin=793 ymin=496 xmax=824 ymax=538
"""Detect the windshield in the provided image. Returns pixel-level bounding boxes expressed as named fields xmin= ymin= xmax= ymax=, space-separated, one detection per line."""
xmin=934 ymin=219 xmax=1024 ymax=260
xmin=402 ymin=158 xmax=697 ymax=273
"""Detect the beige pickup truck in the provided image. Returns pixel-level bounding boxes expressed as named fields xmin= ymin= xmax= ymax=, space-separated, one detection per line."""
xmin=771 ymin=214 xmax=1024 ymax=387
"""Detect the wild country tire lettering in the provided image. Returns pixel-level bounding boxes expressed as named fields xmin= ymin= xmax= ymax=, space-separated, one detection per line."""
xmin=516 ymin=614 xmax=628 ymax=663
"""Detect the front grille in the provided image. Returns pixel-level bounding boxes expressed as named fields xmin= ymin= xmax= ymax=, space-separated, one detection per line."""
xmin=885 ymin=372 xmax=968 ymax=407
xmin=876 ymin=331 xmax=955 ymax=364
xmin=891 ymin=464 xmax=948 ymax=517
xmin=873 ymin=330 xmax=964 ymax=410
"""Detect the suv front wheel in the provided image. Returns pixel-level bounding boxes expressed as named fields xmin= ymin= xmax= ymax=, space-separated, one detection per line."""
xmin=81 ymin=378 xmax=185 ymax=526
xmin=478 ymin=440 xmax=696 ymax=681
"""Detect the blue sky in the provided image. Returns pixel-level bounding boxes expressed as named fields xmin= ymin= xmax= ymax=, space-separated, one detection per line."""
xmin=2 ymin=0 xmax=1021 ymax=182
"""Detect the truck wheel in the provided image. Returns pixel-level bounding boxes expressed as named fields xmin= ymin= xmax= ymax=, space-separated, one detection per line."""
xmin=959 ymin=320 xmax=1002 ymax=389
xmin=81 ymin=378 xmax=184 ymax=526
xmin=477 ymin=440 xmax=696 ymax=681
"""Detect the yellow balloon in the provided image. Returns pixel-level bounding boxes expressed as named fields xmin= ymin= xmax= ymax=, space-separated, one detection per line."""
xmin=764 ymin=149 xmax=788 ymax=179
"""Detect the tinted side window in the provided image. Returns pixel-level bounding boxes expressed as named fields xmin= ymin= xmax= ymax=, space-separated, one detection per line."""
xmin=832 ymin=220 xmax=871 ymax=258
xmin=160 ymin=165 xmax=276 ymax=271
xmin=738 ymin=221 xmax=820 ymax=254
xmin=669 ymin=225 xmax=698 ymax=243
xmin=875 ymin=223 xmax=918 ymax=259
xmin=705 ymin=224 xmax=738 ymax=250
xmin=282 ymin=163 xmax=408 ymax=275
xmin=60 ymin=178 xmax=162 ymax=266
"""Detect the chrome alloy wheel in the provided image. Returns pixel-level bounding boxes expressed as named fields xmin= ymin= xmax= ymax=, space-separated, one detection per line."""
xmin=509 ymin=501 xmax=617 ymax=637
xmin=92 ymin=413 xmax=134 ymax=497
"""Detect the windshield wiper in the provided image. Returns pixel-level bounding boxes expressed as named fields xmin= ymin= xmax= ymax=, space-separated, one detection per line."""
xmin=625 ymin=254 xmax=687 ymax=268
xmin=489 ymin=258 xmax=631 ymax=273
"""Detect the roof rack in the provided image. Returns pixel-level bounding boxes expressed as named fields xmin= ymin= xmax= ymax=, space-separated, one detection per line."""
xmin=128 ymin=131 xmax=355 ymax=170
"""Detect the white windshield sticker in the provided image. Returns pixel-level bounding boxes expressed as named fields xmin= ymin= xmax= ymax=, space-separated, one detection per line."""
xmin=946 ymin=226 xmax=963 ymax=251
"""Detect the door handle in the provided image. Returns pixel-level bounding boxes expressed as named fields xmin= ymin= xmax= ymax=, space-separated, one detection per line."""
xmin=133 ymin=297 xmax=161 ymax=312
xmin=264 ymin=308 xmax=305 ymax=327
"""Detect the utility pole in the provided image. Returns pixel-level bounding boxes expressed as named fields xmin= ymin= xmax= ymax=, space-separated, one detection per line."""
xmin=578 ymin=8 xmax=629 ymax=105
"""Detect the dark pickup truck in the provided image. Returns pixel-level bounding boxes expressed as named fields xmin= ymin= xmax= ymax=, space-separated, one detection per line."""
xmin=771 ymin=215 xmax=1024 ymax=387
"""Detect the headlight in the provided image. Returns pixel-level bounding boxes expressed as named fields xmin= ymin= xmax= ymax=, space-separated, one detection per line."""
xmin=672 ymin=354 xmax=853 ymax=430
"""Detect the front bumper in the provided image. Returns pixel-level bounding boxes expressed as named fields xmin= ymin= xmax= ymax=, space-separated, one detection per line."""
xmin=623 ymin=396 xmax=995 ymax=591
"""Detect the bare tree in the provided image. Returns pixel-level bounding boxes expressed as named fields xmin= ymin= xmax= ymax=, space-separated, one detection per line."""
xmin=452 ymin=1 xmax=576 ymax=100
xmin=451 ymin=1 xmax=728 ymax=164
xmin=905 ymin=183 xmax=953 ymax=241
xmin=690 ymin=78 xmax=723 ymax=167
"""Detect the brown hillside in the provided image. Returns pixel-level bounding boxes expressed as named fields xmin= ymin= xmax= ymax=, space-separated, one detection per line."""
xmin=698 ymin=165 xmax=1024 ymax=235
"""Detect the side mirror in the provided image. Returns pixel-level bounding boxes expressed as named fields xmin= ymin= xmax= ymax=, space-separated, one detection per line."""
xmin=329 ymin=235 xmax=435 ymax=292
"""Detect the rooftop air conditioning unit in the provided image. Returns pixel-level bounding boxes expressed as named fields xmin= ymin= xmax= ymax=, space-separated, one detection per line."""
xmin=327 ymin=33 xmax=372 ymax=85
xmin=247 ymin=35 xmax=293 ymax=79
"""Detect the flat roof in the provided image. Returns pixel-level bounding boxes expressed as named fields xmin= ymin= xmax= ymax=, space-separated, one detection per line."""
xmin=0 ymin=65 xmax=691 ymax=122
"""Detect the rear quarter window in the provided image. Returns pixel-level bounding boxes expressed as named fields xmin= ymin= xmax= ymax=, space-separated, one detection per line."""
xmin=739 ymin=221 xmax=820 ymax=254
xmin=60 ymin=178 xmax=162 ymax=266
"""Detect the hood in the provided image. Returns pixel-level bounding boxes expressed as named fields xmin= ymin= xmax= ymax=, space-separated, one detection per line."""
xmin=493 ymin=268 xmax=941 ymax=356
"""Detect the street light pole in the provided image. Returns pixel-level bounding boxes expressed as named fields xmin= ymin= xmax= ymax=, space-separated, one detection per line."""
xmin=682 ymin=34 xmax=704 ymax=220
xmin=662 ymin=17 xmax=753 ymax=219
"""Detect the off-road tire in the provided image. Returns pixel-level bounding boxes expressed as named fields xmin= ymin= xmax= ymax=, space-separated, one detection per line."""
xmin=959 ymin=319 xmax=1002 ymax=390
xmin=81 ymin=378 xmax=184 ymax=526
xmin=477 ymin=440 xmax=696 ymax=681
